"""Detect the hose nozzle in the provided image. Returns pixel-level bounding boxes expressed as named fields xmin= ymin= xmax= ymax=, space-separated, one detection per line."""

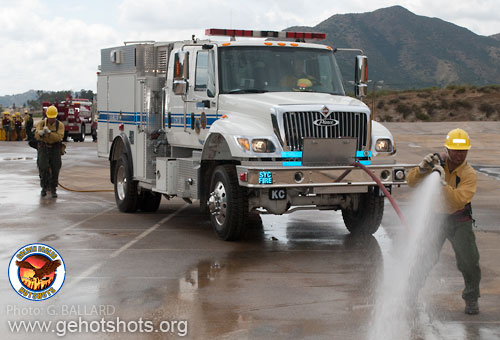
xmin=426 ymin=153 xmax=445 ymax=168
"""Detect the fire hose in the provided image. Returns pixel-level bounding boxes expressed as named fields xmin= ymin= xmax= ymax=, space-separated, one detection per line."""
xmin=352 ymin=161 xmax=410 ymax=230
xmin=58 ymin=182 xmax=113 ymax=193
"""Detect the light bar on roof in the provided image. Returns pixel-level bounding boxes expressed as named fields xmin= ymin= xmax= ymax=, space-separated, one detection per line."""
xmin=205 ymin=28 xmax=326 ymax=40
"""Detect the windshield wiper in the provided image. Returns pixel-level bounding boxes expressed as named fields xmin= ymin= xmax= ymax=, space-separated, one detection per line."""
xmin=227 ymin=89 xmax=268 ymax=94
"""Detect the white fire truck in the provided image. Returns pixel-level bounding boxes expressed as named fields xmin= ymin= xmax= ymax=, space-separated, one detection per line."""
xmin=97 ymin=29 xmax=410 ymax=241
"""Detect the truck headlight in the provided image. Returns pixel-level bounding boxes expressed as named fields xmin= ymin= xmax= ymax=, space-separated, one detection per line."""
xmin=251 ymin=139 xmax=276 ymax=153
xmin=375 ymin=138 xmax=393 ymax=153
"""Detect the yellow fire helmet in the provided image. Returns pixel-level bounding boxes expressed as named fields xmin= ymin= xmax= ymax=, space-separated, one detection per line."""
xmin=15 ymin=112 xmax=20 ymax=116
xmin=46 ymin=105 xmax=58 ymax=118
xmin=296 ymin=78 xmax=312 ymax=89
xmin=444 ymin=128 xmax=471 ymax=150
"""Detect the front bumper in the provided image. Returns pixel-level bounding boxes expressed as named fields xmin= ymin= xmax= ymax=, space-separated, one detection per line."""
xmin=236 ymin=162 xmax=415 ymax=192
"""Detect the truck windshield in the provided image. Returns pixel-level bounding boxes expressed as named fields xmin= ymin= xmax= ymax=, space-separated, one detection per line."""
xmin=218 ymin=46 xmax=345 ymax=95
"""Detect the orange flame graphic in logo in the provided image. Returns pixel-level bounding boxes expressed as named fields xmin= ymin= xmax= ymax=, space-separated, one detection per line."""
xmin=16 ymin=255 xmax=60 ymax=291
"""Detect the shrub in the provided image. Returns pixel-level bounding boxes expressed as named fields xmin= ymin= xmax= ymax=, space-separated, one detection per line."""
xmin=416 ymin=112 xmax=430 ymax=121
xmin=422 ymin=102 xmax=438 ymax=116
xmin=479 ymin=103 xmax=495 ymax=117
xmin=396 ymin=103 xmax=412 ymax=118
xmin=417 ymin=92 xmax=431 ymax=98
xmin=388 ymin=98 xmax=400 ymax=105
xmin=439 ymin=99 xmax=449 ymax=109
xmin=377 ymin=100 xmax=385 ymax=109
xmin=381 ymin=115 xmax=393 ymax=122
xmin=449 ymin=100 xmax=472 ymax=110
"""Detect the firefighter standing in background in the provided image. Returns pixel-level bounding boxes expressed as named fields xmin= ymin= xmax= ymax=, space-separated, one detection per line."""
xmin=24 ymin=110 xmax=34 ymax=141
xmin=35 ymin=105 xmax=64 ymax=198
xmin=14 ymin=112 xmax=23 ymax=141
xmin=2 ymin=111 xmax=12 ymax=141
xmin=407 ymin=128 xmax=481 ymax=314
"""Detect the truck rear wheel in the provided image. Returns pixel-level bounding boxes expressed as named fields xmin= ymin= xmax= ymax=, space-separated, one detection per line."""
xmin=138 ymin=190 xmax=162 ymax=212
xmin=114 ymin=155 xmax=138 ymax=212
xmin=342 ymin=188 xmax=384 ymax=234
xmin=208 ymin=165 xmax=248 ymax=241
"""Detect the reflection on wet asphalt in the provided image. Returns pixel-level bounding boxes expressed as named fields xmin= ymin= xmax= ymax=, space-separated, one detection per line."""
xmin=1 ymin=141 xmax=499 ymax=340
xmin=473 ymin=165 xmax=500 ymax=180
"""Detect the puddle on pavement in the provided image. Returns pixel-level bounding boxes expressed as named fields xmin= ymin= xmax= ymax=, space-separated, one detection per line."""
xmin=473 ymin=165 xmax=500 ymax=180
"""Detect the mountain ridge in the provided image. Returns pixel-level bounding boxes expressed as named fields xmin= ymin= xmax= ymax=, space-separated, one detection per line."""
xmin=286 ymin=6 xmax=500 ymax=89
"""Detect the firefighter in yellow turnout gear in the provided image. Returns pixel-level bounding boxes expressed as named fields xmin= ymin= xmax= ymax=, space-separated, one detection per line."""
xmin=407 ymin=128 xmax=481 ymax=314
xmin=2 ymin=111 xmax=12 ymax=141
xmin=35 ymin=105 xmax=65 ymax=198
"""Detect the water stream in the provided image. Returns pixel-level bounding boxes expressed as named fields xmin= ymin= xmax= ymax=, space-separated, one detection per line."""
xmin=369 ymin=172 xmax=446 ymax=340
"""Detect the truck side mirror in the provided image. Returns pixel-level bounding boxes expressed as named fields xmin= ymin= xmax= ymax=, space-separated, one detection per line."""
xmin=173 ymin=51 xmax=190 ymax=96
xmin=173 ymin=80 xmax=188 ymax=95
xmin=354 ymin=55 xmax=368 ymax=98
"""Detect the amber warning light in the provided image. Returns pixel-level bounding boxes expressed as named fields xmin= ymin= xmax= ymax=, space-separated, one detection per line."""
xmin=205 ymin=28 xmax=326 ymax=40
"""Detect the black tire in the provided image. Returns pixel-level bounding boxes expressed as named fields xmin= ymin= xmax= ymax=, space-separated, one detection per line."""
xmin=114 ymin=154 xmax=138 ymax=212
xmin=138 ymin=190 xmax=162 ymax=212
xmin=79 ymin=124 xmax=86 ymax=142
xmin=208 ymin=165 xmax=248 ymax=241
xmin=342 ymin=188 xmax=384 ymax=234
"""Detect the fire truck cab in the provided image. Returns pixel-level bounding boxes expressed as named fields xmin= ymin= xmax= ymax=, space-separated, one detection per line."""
xmin=97 ymin=29 xmax=410 ymax=241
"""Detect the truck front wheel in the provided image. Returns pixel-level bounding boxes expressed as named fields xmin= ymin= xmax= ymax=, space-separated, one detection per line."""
xmin=114 ymin=155 xmax=138 ymax=212
xmin=342 ymin=188 xmax=384 ymax=234
xmin=208 ymin=165 xmax=248 ymax=241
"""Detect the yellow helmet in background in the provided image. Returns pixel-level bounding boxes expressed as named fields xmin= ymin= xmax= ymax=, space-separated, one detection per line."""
xmin=15 ymin=112 xmax=20 ymax=116
xmin=3 ymin=111 xmax=10 ymax=115
xmin=296 ymin=78 xmax=313 ymax=89
xmin=46 ymin=105 xmax=58 ymax=118
xmin=444 ymin=128 xmax=471 ymax=150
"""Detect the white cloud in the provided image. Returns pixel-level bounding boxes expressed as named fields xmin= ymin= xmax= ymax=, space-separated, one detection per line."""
xmin=0 ymin=0 xmax=499 ymax=95
xmin=0 ymin=0 xmax=117 ymax=95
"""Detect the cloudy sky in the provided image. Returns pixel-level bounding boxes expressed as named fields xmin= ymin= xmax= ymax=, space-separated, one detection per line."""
xmin=1 ymin=0 xmax=499 ymax=96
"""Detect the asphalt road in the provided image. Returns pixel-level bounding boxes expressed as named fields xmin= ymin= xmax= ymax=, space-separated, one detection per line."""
xmin=0 ymin=122 xmax=499 ymax=340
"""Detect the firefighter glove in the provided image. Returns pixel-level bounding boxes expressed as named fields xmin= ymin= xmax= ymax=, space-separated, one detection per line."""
xmin=43 ymin=126 xmax=51 ymax=134
xmin=419 ymin=153 xmax=437 ymax=173
xmin=37 ymin=129 xmax=45 ymax=136
xmin=432 ymin=164 xmax=446 ymax=186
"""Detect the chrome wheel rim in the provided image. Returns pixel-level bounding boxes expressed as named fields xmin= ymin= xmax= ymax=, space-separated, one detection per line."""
xmin=116 ymin=165 xmax=126 ymax=201
xmin=208 ymin=181 xmax=227 ymax=227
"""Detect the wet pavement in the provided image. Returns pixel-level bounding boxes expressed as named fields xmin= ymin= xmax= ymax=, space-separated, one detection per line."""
xmin=1 ymin=122 xmax=500 ymax=340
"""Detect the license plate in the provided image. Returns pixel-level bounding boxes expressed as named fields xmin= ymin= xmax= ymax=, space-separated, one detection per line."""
xmin=269 ymin=188 xmax=286 ymax=200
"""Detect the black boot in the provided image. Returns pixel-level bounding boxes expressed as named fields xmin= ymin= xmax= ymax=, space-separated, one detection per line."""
xmin=51 ymin=189 xmax=58 ymax=198
xmin=465 ymin=299 xmax=479 ymax=315
xmin=41 ymin=189 xmax=47 ymax=197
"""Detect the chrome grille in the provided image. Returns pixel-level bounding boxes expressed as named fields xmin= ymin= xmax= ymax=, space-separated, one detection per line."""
xmin=282 ymin=111 xmax=367 ymax=151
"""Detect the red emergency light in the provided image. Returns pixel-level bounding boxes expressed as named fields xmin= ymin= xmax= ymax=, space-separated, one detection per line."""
xmin=205 ymin=28 xmax=326 ymax=40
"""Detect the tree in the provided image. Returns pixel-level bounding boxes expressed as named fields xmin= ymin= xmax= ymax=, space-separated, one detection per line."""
xmin=76 ymin=89 xmax=94 ymax=100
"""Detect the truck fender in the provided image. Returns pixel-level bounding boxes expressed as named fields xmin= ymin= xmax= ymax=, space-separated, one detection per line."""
xmin=109 ymin=133 xmax=133 ymax=184
xmin=201 ymin=133 xmax=232 ymax=161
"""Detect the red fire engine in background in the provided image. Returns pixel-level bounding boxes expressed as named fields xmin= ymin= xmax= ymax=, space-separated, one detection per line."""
xmin=42 ymin=95 xmax=96 ymax=142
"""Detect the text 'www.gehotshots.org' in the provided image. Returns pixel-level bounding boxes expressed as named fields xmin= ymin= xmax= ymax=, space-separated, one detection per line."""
xmin=8 ymin=316 xmax=188 ymax=337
